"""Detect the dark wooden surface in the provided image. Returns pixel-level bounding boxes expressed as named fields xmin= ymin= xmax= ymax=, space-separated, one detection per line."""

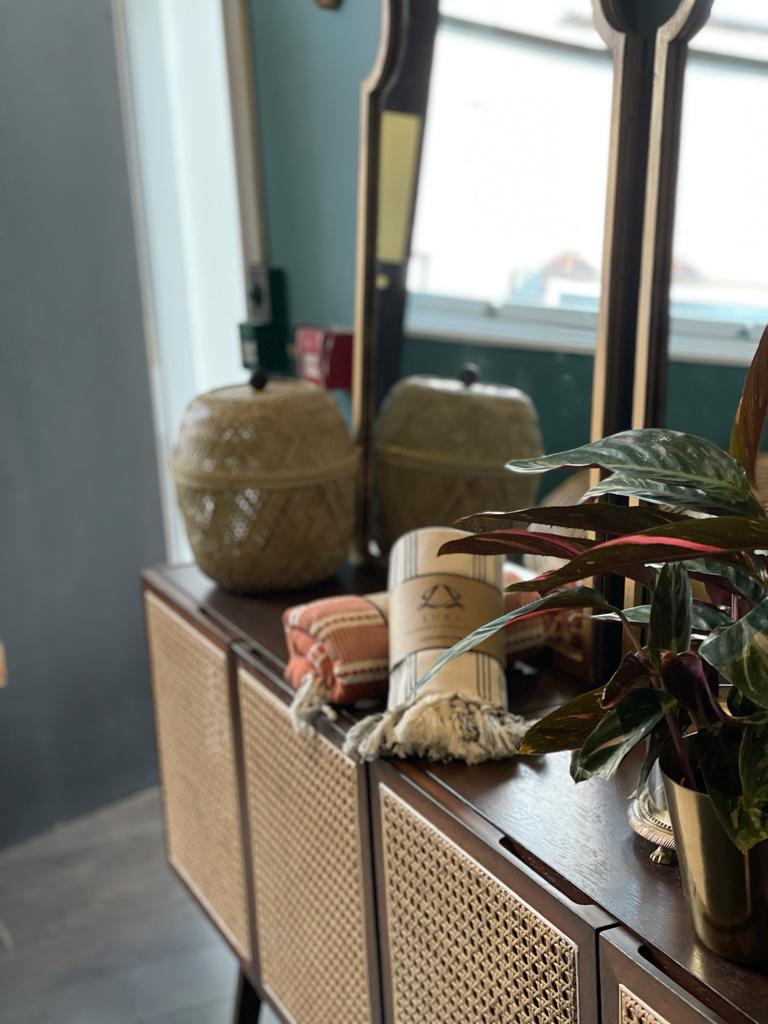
xmin=149 ymin=564 xmax=768 ymax=1024
xmin=600 ymin=928 xmax=731 ymax=1024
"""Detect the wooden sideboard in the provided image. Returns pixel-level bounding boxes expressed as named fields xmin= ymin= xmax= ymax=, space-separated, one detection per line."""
xmin=142 ymin=564 xmax=768 ymax=1024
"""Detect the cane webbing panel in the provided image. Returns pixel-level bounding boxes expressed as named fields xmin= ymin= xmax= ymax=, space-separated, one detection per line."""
xmin=619 ymin=986 xmax=671 ymax=1024
xmin=239 ymin=669 xmax=372 ymax=1024
xmin=380 ymin=786 xmax=579 ymax=1024
xmin=145 ymin=593 xmax=249 ymax=958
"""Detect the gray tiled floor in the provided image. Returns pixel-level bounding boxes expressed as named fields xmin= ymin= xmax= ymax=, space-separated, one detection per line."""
xmin=0 ymin=789 xmax=277 ymax=1024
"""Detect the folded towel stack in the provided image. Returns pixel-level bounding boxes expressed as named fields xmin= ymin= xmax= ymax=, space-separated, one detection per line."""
xmin=284 ymin=560 xmax=570 ymax=730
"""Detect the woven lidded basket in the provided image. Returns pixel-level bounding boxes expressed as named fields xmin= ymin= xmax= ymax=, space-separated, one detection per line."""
xmin=373 ymin=372 xmax=543 ymax=552
xmin=173 ymin=377 xmax=358 ymax=592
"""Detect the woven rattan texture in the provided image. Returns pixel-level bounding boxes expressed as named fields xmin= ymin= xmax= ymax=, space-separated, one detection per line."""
xmin=174 ymin=381 xmax=356 ymax=592
xmin=380 ymin=786 xmax=579 ymax=1024
xmin=619 ymin=986 xmax=671 ymax=1024
xmin=239 ymin=669 xmax=372 ymax=1024
xmin=375 ymin=461 xmax=539 ymax=553
xmin=176 ymin=475 xmax=354 ymax=591
xmin=145 ymin=594 xmax=249 ymax=958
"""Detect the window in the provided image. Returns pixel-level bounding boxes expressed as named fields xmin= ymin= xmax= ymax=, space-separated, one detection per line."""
xmin=406 ymin=0 xmax=768 ymax=365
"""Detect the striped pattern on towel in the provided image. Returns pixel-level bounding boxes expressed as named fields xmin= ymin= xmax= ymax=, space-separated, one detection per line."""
xmin=282 ymin=565 xmax=570 ymax=706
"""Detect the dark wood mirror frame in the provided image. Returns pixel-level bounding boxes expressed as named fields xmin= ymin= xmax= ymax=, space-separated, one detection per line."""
xmin=351 ymin=0 xmax=714 ymax=679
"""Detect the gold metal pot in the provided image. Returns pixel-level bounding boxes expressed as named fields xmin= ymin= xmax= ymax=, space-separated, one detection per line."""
xmin=663 ymin=766 xmax=768 ymax=969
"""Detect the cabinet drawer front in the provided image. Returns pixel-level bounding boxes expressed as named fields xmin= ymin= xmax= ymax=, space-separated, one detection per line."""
xmin=144 ymin=593 xmax=249 ymax=958
xmin=378 ymin=781 xmax=584 ymax=1024
xmin=619 ymin=986 xmax=674 ymax=1024
xmin=600 ymin=930 xmax=729 ymax=1024
xmin=238 ymin=666 xmax=375 ymax=1024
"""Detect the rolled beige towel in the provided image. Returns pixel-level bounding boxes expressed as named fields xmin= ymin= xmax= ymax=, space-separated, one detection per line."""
xmin=343 ymin=528 xmax=532 ymax=765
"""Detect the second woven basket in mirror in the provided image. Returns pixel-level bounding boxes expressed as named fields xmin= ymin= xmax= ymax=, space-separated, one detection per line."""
xmin=373 ymin=371 xmax=543 ymax=553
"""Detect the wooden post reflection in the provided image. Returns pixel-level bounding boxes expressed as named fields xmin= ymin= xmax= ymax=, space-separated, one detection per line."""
xmin=352 ymin=0 xmax=438 ymax=560
xmin=352 ymin=0 xmax=401 ymax=560
xmin=632 ymin=0 xmax=713 ymax=429
xmin=591 ymin=0 xmax=657 ymax=444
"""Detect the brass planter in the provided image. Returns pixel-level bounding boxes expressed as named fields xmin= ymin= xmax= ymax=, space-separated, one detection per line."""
xmin=663 ymin=767 xmax=768 ymax=969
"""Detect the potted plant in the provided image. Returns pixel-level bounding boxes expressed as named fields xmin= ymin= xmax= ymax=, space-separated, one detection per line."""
xmin=418 ymin=328 xmax=768 ymax=969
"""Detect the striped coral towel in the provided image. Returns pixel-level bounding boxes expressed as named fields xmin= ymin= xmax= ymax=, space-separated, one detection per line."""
xmin=284 ymin=565 xmax=570 ymax=729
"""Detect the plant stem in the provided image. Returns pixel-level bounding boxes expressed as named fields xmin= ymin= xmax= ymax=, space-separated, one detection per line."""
xmin=616 ymin=611 xmax=643 ymax=656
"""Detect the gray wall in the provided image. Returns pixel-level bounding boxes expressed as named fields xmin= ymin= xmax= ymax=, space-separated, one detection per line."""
xmin=0 ymin=0 xmax=165 ymax=847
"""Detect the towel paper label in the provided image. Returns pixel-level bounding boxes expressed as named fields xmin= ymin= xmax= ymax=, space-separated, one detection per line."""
xmin=389 ymin=574 xmax=504 ymax=670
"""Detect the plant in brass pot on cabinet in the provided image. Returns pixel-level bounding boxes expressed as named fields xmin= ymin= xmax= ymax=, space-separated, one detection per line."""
xmin=418 ymin=327 xmax=768 ymax=970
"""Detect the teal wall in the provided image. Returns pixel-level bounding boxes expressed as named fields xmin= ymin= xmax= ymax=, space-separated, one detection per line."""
xmin=404 ymin=337 xmax=744 ymax=457
xmin=401 ymin=339 xmax=593 ymax=457
xmin=249 ymin=0 xmax=380 ymax=328
xmin=666 ymin=361 xmax=745 ymax=449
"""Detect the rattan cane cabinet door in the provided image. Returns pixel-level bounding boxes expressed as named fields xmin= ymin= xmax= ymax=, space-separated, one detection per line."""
xmin=374 ymin=765 xmax=612 ymax=1024
xmin=144 ymin=592 xmax=250 ymax=959
xmin=600 ymin=930 xmax=728 ymax=1024
xmin=238 ymin=663 xmax=378 ymax=1024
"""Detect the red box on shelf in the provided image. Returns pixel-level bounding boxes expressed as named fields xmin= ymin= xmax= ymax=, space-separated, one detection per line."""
xmin=294 ymin=326 xmax=353 ymax=390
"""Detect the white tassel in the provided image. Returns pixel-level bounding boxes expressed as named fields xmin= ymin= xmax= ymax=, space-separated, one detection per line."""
xmin=344 ymin=692 xmax=530 ymax=765
xmin=290 ymin=673 xmax=337 ymax=734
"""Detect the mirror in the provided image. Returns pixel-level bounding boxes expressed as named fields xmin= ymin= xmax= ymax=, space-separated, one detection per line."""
xmin=354 ymin=1 xmax=620 ymax=555
xmin=405 ymin=1 xmax=613 ymax=460
xmin=660 ymin=1 xmax=768 ymax=465
xmin=352 ymin=0 xmax=725 ymax=679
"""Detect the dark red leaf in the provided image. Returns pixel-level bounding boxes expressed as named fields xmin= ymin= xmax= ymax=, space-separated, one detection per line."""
xmin=730 ymin=324 xmax=768 ymax=485
xmin=601 ymin=652 xmax=651 ymax=708
xmin=660 ymin=652 xmax=722 ymax=724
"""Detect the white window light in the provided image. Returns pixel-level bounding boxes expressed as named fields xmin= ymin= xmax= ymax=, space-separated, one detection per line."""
xmin=407 ymin=2 xmax=768 ymax=367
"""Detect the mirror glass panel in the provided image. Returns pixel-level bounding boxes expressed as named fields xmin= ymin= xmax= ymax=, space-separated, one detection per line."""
xmin=665 ymin=0 xmax=768 ymax=453
xmin=401 ymin=1 xmax=613 ymax=484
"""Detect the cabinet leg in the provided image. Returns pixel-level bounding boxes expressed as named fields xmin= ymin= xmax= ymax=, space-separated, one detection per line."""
xmin=233 ymin=969 xmax=261 ymax=1023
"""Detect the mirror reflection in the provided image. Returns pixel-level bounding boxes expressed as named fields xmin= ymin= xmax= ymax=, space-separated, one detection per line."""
xmin=665 ymin=0 xmax=768 ymax=454
xmin=395 ymin=0 xmax=613 ymax=495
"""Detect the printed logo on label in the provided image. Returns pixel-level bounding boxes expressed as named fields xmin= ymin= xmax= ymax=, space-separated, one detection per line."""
xmin=418 ymin=583 xmax=464 ymax=611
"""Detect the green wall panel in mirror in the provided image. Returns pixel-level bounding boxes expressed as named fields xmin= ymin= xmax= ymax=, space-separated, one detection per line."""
xmin=249 ymin=0 xmax=380 ymax=328
xmin=405 ymin=337 xmax=740 ymax=492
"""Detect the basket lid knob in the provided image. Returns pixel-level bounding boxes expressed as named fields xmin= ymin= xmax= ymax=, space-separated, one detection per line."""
xmin=249 ymin=368 xmax=269 ymax=391
xmin=457 ymin=363 xmax=480 ymax=387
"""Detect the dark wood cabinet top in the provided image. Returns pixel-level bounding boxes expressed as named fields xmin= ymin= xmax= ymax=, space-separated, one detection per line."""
xmin=145 ymin=563 xmax=768 ymax=1024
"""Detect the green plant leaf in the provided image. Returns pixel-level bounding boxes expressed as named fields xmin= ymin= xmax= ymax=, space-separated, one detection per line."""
xmin=583 ymin=475 xmax=757 ymax=516
xmin=649 ymin=563 xmax=692 ymax=665
xmin=457 ymin=503 xmax=687 ymax=537
xmin=518 ymin=688 xmax=607 ymax=755
xmin=594 ymin=602 xmax=731 ymax=632
xmin=438 ymin=529 xmax=593 ymax=561
xmin=505 ymin=429 xmax=761 ymax=516
xmin=695 ymin=728 xmax=768 ymax=852
xmin=570 ymin=688 xmax=677 ymax=782
xmin=730 ymin=324 xmax=768 ymax=486
xmin=725 ymin=687 xmax=768 ymax=724
xmin=682 ymin=557 xmax=765 ymax=606
xmin=635 ymin=727 xmax=671 ymax=798
xmin=699 ymin=598 xmax=768 ymax=709
xmin=601 ymin=652 xmax=651 ymax=708
xmin=413 ymin=587 xmax=620 ymax=696
xmin=739 ymin=725 xmax=768 ymax=841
